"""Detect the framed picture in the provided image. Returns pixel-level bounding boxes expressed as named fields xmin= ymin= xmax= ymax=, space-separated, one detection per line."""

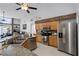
xmin=23 ymin=24 xmax=27 ymax=29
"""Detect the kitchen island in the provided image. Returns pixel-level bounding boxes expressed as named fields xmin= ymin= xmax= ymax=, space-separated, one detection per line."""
xmin=21 ymin=36 xmax=37 ymax=51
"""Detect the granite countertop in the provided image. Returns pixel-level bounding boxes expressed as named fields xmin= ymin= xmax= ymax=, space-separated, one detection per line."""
xmin=0 ymin=35 xmax=20 ymax=43
xmin=2 ymin=44 xmax=32 ymax=56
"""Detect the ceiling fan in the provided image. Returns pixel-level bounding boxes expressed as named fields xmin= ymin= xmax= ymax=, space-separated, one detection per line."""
xmin=16 ymin=3 xmax=37 ymax=13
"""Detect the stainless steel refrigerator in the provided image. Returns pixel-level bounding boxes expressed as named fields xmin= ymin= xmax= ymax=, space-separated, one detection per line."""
xmin=58 ymin=21 xmax=78 ymax=56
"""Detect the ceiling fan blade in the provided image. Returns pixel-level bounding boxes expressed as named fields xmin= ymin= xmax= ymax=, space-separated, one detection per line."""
xmin=27 ymin=10 xmax=30 ymax=13
xmin=16 ymin=3 xmax=20 ymax=5
xmin=16 ymin=7 xmax=21 ymax=10
xmin=28 ymin=7 xmax=37 ymax=10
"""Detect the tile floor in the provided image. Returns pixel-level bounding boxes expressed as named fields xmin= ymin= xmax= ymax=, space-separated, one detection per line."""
xmin=32 ymin=43 xmax=70 ymax=56
xmin=0 ymin=43 xmax=71 ymax=56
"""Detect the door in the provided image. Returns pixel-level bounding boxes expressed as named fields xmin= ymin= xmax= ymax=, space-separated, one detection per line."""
xmin=58 ymin=23 xmax=69 ymax=52
xmin=69 ymin=22 xmax=78 ymax=55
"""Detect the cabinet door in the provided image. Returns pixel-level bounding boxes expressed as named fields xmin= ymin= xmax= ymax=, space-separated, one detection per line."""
xmin=35 ymin=23 xmax=41 ymax=34
xmin=50 ymin=21 xmax=59 ymax=30
xmin=49 ymin=36 xmax=57 ymax=47
xmin=36 ymin=35 xmax=42 ymax=43
xmin=21 ymin=40 xmax=29 ymax=48
xmin=39 ymin=23 xmax=43 ymax=30
xmin=42 ymin=23 xmax=47 ymax=28
xmin=46 ymin=22 xmax=50 ymax=28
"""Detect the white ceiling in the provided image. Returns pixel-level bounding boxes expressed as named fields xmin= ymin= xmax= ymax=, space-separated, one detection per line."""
xmin=0 ymin=3 xmax=77 ymax=21
xmin=0 ymin=3 xmax=38 ymax=20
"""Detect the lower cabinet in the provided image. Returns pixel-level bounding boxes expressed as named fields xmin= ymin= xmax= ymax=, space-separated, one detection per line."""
xmin=21 ymin=39 xmax=29 ymax=48
xmin=36 ymin=35 xmax=42 ymax=43
xmin=36 ymin=35 xmax=58 ymax=48
xmin=21 ymin=37 xmax=37 ymax=51
xmin=48 ymin=36 xmax=57 ymax=47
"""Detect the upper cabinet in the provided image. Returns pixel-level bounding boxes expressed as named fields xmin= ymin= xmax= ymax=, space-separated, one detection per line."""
xmin=50 ymin=21 xmax=59 ymax=30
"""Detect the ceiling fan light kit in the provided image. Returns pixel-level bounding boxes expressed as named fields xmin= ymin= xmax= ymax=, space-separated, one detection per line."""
xmin=16 ymin=3 xmax=37 ymax=13
xmin=21 ymin=6 xmax=28 ymax=11
xmin=21 ymin=3 xmax=28 ymax=11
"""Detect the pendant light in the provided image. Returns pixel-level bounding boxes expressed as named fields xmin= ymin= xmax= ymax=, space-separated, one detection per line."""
xmin=2 ymin=11 xmax=5 ymax=21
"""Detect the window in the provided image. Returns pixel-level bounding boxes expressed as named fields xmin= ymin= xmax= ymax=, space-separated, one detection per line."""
xmin=0 ymin=16 xmax=12 ymax=24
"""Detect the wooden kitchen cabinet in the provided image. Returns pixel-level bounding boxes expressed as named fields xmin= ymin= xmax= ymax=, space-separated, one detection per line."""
xmin=50 ymin=21 xmax=59 ymax=30
xmin=42 ymin=23 xmax=46 ymax=27
xmin=21 ymin=39 xmax=29 ymax=48
xmin=46 ymin=22 xmax=51 ymax=28
xmin=35 ymin=21 xmax=59 ymax=47
xmin=35 ymin=23 xmax=43 ymax=43
xmin=48 ymin=21 xmax=59 ymax=47
xmin=49 ymin=36 xmax=57 ymax=47
xmin=35 ymin=23 xmax=43 ymax=32
xmin=39 ymin=23 xmax=43 ymax=30
xmin=36 ymin=35 xmax=42 ymax=43
xmin=21 ymin=37 xmax=37 ymax=51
